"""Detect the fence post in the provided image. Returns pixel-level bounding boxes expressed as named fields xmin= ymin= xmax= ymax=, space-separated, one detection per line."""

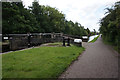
xmin=9 ymin=36 xmax=12 ymax=50
xmin=28 ymin=34 xmax=31 ymax=48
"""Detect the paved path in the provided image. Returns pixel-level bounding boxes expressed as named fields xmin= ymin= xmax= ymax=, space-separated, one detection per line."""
xmin=60 ymin=36 xmax=119 ymax=78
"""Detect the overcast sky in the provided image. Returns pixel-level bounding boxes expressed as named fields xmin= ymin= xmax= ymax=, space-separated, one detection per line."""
xmin=22 ymin=0 xmax=119 ymax=31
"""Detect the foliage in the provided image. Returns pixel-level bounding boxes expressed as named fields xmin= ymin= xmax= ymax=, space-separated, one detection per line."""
xmin=2 ymin=1 xmax=89 ymax=36
xmin=2 ymin=43 xmax=85 ymax=78
xmin=99 ymin=1 xmax=120 ymax=51
xmin=2 ymin=2 xmax=38 ymax=34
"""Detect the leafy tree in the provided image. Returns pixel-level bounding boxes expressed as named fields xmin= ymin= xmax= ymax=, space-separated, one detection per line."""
xmin=2 ymin=2 xmax=38 ymax=34
xmin=99 ymin=1 xmax=120 ymax=50
xmin=2 ymin=1 xmax=90 ymax=38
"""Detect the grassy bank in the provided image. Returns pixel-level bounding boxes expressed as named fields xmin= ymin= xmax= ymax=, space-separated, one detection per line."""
xmin=2 ymin=43 xmax=85 ymax=78
xmin=102 ymin=39 xmax=120 ymax=53
xmin=89 ymin=35 xmax=100 ymax=43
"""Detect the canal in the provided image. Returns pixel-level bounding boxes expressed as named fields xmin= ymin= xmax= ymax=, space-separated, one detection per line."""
xmin=88 ymin=35 xmax=99 ymax=42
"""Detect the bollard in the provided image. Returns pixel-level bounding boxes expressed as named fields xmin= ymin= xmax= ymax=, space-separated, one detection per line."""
xmin=67 ymin=37 xmax=70 ymax=46
xmin=79 ymin=42 xmax=82 ymax=47
xmin=63 ymin=37 xmax=65 ymax=46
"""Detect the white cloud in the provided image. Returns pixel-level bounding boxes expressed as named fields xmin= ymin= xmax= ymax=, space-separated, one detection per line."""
xmin=22 ymin=0 xmax=119 ymax=31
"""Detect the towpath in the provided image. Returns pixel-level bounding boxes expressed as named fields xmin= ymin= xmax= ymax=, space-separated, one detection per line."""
xmin=60 ymin=36 xmax=119 ymax=78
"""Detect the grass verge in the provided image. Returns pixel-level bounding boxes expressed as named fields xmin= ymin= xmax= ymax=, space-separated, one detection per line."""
xmin=102 ymin=39 xmax=120 ymax=53
xmin=89 ymin=35 xmax=100 ymax=43
xmin=2 ymin=43 xmax=85 ymax=78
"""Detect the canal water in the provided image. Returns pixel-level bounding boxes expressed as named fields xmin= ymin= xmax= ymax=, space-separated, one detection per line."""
xmin=88 ymin=35 xmax=99 ymax=42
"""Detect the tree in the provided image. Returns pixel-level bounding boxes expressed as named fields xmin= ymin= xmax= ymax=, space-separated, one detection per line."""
xmin=2 ymin=2 xmax=38 ymax=34
xmin=99 ymin=1 xmax=120 ymax=49
xmin=2 ymin=1 xmax=90 ymax=38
